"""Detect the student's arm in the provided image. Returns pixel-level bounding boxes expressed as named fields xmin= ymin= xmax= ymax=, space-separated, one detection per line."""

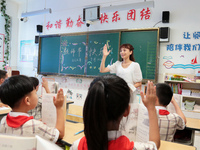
xmin=140 ymin=81 xmax=160 ymax=149
xmin=100 ymin=44 xmax=110 ymax=73
xmin=53 ymin=89 xmax=65 ymax=139
xmin=171 ymin=96 xmax=186 ymax=124
xmin=42 ymin=78 xmax=51 ymax=93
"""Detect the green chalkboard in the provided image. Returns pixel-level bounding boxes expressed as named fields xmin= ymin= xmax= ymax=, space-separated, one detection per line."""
xmin=120 ymin=30 xmax=158 ymax=81
xmin=87 ymin=32 xmax=120 ymax=76
xmin=39 ymin=36 xmax=60 ymax=74
xmin=38 ymin=29 xmax=159 ymax=81
xmin=60 ymin=35 xmax=87 ymax=75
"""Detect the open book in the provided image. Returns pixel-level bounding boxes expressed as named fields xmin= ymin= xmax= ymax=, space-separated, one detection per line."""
xmin=42 ymin=93 xmax=66 ymax=127
xmin=120 ymin=103 xmax=151 ymax=142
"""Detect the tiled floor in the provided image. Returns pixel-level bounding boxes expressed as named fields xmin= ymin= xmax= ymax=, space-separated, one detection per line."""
xmin=194 ymin=131 xmax=200 ymax=150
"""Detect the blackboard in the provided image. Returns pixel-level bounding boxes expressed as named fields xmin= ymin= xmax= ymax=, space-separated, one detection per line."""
xmin=87 ymin=32 xmax=120 ymax=76
xmin=120 ymin=30 xmax=158 ymax=81
xmin=38 ymin=29 xmax=159 ymax=81
xmin=39 ymin=36 xmax=60 ymax=74
xmin=60 ymin=35 xmax=87 ymax=75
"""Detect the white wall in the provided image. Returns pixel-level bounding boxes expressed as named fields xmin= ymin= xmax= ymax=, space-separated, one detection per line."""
xmin=13 ymin=0 xmax=200 ymax=81
xmin=0 ymin=0 xmax=19 ymax=70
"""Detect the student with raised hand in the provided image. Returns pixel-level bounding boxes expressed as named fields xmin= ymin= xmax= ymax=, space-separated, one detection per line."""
xmin=155 ymin=83 xmax=186 ymax=141
xmin=70 ymin=75 xmax=160 ymax=150
xmin=28 ymin=77 xmax=51 ymax=120
xmin=100 ymin=43 xmax=143 ymax=140
xmin=0 ymin=75 xmax=65 ymax=143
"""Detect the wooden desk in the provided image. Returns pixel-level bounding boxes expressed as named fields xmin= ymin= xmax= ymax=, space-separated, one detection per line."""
xmin=61 ymin=121 xmax=84 ymax=146
xmin=61 ymin=122 xmax=197 ymax=149
xmin=160 ymin=140 xmax=196 ymax=150
xmin=186 ymin=118 xmax=200 ymax=131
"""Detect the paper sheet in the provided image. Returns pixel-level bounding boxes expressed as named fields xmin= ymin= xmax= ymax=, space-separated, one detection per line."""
xmin=136 ymin=104 xmax=150 ymax=142
xmin=167 ymin=94 xmax=182 ymax=113
xmin=42 ymin=94 xmax=57 ymax=127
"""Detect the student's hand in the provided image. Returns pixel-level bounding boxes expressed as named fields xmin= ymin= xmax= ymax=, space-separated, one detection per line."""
xmin=42 ymin=78 xmax=51 ymax=93
xmin=140 ymin=81 xmax=156 ymax=110
xmin=103 ymin=44 xmax=110 ymax=57
xmin=53 ymin=89 xmax=64 ymax=108
xmin=41 ymin=78 xmax=48 ymax=88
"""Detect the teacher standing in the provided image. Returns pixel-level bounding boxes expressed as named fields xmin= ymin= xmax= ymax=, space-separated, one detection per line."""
xmin=100 ymin=43 xmax=143 ymax=140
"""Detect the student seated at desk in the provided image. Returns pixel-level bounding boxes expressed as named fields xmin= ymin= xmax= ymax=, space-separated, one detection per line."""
xmin=70 ymin=74 xmax=160 ymax=150
xmin=0 ymin=75 xmax=65 ymax=143
xmin=27 ymin=77 xmax=50 ymax=120
xmin=0 ymin=70 xmax=9 ymax=108
xmin=155 ymin=83 xmax=186 ymax=142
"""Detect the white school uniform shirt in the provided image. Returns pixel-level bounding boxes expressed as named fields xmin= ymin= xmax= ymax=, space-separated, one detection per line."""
xmin=0 ymin=112 xmax=59 ymax=143
xmin=155 ymin=106 xmax=185 ymax=141
xmin=107 ymin=61 xmax=142 ymax=103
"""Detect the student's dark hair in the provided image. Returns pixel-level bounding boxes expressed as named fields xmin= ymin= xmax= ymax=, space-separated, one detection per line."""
xmin=0 ymin=75 xmax=34 ymax=108
xmin=0 ymin=70 xmax=7 ymax=79
xmin=120 ymin=43 xmax=135 ymax=61
xmin=156 ymin=83 xmax=173 ymax=106
xmin=29 ymin=77 xmax=39 ymax=89
xmin=83 ymin=74 xmax=130 ymax=150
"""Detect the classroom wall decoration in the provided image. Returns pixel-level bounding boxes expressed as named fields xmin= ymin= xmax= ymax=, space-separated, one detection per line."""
xmin=45 ymin=7 xmax=152 ymax=31
xmin=20 ymin=40 xmax=37 ymax=62
xmin=164 ymin=31 xmax=200 ymax=69
xmin=0 ymin=33 xmax=4 ymax=62
xmin=38 ymin=28 xmax=159 ymax=81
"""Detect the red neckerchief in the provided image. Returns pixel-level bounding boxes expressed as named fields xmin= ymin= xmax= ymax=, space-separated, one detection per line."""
xmin=78 ymin=136 xmax=134 ymax=150
xmin=6 ymin=113 xmax=34 ymax=128
xmin=159 ymin=109 xmax=170 ymax=115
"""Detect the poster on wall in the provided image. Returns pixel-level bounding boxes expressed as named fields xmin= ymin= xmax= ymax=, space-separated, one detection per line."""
xmin=0 ymin=33 xmax=5 ymax=62
xmin=20 ymin=40 xmax=37 ymax=62
xmin=163 ymin=31 xmax=200 ymax=70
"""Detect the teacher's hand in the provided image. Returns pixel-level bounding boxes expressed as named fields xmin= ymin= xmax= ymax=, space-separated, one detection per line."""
xmin=103 ymin=44 xmax=110 ymax=57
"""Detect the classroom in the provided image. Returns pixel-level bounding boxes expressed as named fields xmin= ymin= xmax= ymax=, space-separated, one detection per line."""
xmin=0 ymin=0 xmax=200 ymax=149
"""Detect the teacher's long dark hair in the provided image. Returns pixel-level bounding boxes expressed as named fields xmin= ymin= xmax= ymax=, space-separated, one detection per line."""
xmin=83 ymin=74 xmax=130 ymax=150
